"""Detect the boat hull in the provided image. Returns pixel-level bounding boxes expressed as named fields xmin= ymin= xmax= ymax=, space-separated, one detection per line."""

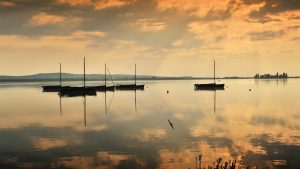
xmin=116 ymin=84 xmax=144 ymax=90
xmin=59 ymin=87 xmax=97 ymax=97
xmin=89 ymin=85 xmax=115 ymax=91
xmin=42 ymin=85 xmax=70 ymax=92
xmin=194 ymin=83 xmax=224 ymax=90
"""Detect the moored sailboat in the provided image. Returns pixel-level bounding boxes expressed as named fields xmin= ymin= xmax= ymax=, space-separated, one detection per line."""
xmin=59 ymin=57 xmax=96 ymax=97
xmin=42 ymin=63 xmax=69 ymax=92
xmin=194 ymin=60 xmax=225 ymax=90
xmin=89 ymin=64 xmax=115 ymax=91
xmin=116 ymin=64 xmax=144 ymax=90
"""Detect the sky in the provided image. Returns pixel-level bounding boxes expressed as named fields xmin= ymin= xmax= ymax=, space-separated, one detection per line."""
xmin=0 ymin=0 xmax=299 ymax=77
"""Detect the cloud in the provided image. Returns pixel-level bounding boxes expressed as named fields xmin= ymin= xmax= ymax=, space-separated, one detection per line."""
xmin=0 ymin=1 xmax=15 ymax=7
xmin=56 ymin=0 xmax=137 ymax=10
xmin=249 ymin=30 xmax=285 ymax=40
xmin=172 ymin=39 xmax=184 ymax=46
xmin=94 ymin=0 xmax=136 ymax=10
xmin=0 ymin=35 xmax=91 ymax=49
xmin=188 ymin=21 xmax=226 ymax=43
xmin=29 ymin=12 xmax=82 ymax=26
xmin=244 ymin=0 xmax=300 ymax=20
xmin=56 ymin=0 xmax=93 ymax=6
xmin=156 ymin=0 xmax=233 ymax=20
xmin=29 ymin=12 xmax=66 ymax=26
xmin=72 ymin=30 xmax=107 ymax=38
xmin=127 ymin=18 xmax=166 ymax=32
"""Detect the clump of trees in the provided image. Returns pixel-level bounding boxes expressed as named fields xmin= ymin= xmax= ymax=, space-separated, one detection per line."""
xmin=254 ymin=72 xmax=288 ymax=79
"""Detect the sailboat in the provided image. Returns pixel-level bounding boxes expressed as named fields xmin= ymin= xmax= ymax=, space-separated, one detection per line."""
xmin=194 ymin=60 xmax=225 ymax=90
xmin=89 ymin=64 xmax=115 ymax=91
xmin=42 ymin=63 xmax=69 ymax=92
xmin=59 ymin=57 xmax=96 ymax=97
xmin=116 ymin=64 xmax=144 ymax=90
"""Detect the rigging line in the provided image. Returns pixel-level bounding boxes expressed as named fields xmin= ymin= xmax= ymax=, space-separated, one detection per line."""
xmin=106 ymin=67 xmax=115 ymax=86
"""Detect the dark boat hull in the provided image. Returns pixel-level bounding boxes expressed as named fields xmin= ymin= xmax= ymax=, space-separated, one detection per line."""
xmin=42 ymin=85 xmax=70 ymax=92
xmin=116 ymin=84 xmax=144 ymax=90
xmin=194 ymin=83 xmax=225 ymax=90
xmin=89 ymin=85 xmax=115 ymax=91
xmin=59 ymin=87 xmax=97 ymax=97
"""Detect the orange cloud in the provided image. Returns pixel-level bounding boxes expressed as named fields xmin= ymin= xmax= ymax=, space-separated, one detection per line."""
xmin=56 ymin=0 xmax=136 ymax=10
xmin=29 ymin=12 xmax=82 ymax=26
xmin=0 ymin=1 xmax=15 ymax=7
xmin=94 ymin=0 xmax=136 ymax=10
xmin=126 ymin=18 xmax=166 ymax=32
xmin=137 ymin=19 xmax=166 ymax=32
xmin=72 ymin=30 xmax=107 ymax=38
xmin=156 ymin=0 xmax=230 ymax=18
xmin=56 ymin=0 xmax=93 ymax=6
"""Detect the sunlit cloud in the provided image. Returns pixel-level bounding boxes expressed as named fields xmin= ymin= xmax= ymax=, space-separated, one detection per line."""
xmin=172 ymin=39 xmax=184 ymax=46
xmin=56 ymin=0 xmax=93 ymax=6
xmin=0 ymin=1 xmax=15 ymax=7
xmin=56 ymin=0 xmax=137 ymax=10
xmin=94 ymin=0 xmax=136 ymax=10
xmin=29 ymin=12 xmax=82 ymax=26
xmin=126 ymin=18 xmax=166 ymax=32
xmin=0 ymin=35 xmax=90 ymax=49
xmin=156 ymin=0 xmax=230 ymax=18
xmin=72 ymin=30 xmax=107 ymax=38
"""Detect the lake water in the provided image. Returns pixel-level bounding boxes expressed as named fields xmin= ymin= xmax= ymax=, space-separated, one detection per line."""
xmin=0 ymin=79 xmax=299 ymax=169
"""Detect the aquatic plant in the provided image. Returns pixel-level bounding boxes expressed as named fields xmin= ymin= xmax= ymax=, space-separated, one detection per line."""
xmin=190 ymin=154 xmax=256 ymax=169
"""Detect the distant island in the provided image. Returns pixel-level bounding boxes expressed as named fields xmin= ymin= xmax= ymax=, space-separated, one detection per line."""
xmin=0 ymin=73 xmax=298 ymax=82
xmin=254 ymin=72 xmax=288 ymax=79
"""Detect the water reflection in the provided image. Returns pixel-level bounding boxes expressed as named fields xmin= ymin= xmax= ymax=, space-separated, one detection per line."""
xmin=0 ymin=80 xmax=299 ymax=169
xmin=84 ymin=96 xmax=86 ymax=127
xmin=255 ymin=79 xmax=288 ymax=86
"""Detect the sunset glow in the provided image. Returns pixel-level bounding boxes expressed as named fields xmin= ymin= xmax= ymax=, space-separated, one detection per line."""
xmin=0 ymin=0 xmax=299 ymax=76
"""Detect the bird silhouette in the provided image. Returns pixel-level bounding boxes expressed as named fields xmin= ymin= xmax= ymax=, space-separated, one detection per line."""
xmin=168 ymin=119 xmax=174 ymax=130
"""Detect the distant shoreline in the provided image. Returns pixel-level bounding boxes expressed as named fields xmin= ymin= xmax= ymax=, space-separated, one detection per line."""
xmin=0 ymin=77 xmax=299 ymax=82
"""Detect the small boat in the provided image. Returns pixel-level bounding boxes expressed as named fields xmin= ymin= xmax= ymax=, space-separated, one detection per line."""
xmin=194 ymin=60 xmax=225 ymax=90
xmin=59 ymin=57 xmax=97 ymax=97
xmin=43 ymin=85 xmax=62 ymax=92
xmin=194 ymin=83 xmax=224 ymax=90
xmin=116 ymin=64 xmax=144 ymax=90
xmin=115 ymin=84 xmax=144 ymax=90
xmin=42 ymin=63 xmax=69 ymax=92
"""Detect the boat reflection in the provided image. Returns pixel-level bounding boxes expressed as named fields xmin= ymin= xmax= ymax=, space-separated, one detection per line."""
xmin=104 ymin=91 xmax=115 ymax=116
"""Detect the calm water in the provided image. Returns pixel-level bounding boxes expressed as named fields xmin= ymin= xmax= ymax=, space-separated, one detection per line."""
xmin=0 ymin=79 xmax=299 ymax=169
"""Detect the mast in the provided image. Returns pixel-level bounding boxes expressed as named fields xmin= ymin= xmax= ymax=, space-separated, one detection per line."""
xmin=105 ymin=64 xmax=107 ymax=87
xmin=214 ymin=60 xmax=216 ymax=84
xmin=59 ymin=63 xmax=62 ymax=87
xmin=84 ymin=57 xmax=86 ymax=88
xmin=134 ymin=64 xmax=136 ymax=86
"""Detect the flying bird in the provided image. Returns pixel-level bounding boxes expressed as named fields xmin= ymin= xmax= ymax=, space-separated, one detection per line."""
xmin=168 ymin=119 xmax=174 ymax=130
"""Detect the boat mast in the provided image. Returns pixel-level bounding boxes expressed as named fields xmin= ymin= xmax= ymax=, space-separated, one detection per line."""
xmin=214 ymin=60 xmax=216 ymax=84
xmin=135 ymin=64 xmax=136 ymax=86
xmin=84 ymin=57 xmax=86 ymax=88
xmin=59 ymin=63 xmax=62 ymax=87
xmin=105 ymin=64 xmax=107 ymax=87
